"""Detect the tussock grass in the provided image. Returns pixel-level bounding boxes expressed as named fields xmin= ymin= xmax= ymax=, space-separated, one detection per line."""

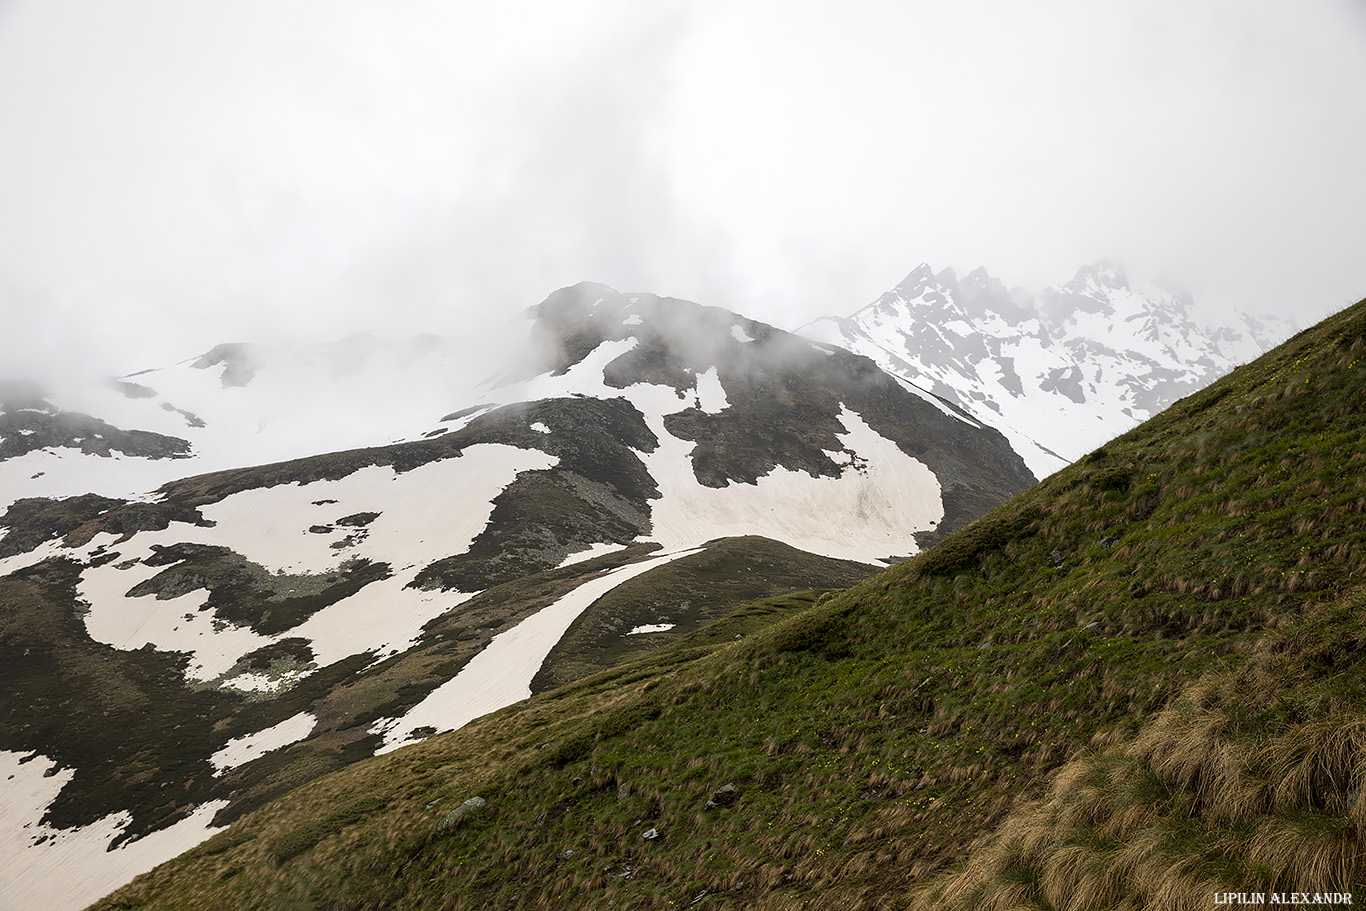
xmin=913 ymin=591 xmax=1366 ymax=909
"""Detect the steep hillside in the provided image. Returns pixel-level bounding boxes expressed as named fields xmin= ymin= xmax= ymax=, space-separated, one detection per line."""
xmin=0 ymin=283 xmax=1034 ymax=909
xmin=802 ymin=262 xmax=1295 ymax=476
xmin=92 ymin=292 xmax=1366 ymax=910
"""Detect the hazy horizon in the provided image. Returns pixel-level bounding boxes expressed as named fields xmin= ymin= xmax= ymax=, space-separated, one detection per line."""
xmin=2 ymin=1 xmax=1364 ymax=382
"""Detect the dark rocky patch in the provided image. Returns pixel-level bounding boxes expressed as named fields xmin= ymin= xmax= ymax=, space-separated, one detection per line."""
xmin=239 ymin=638 xmax=314 ymax=671
xmin=158 ymin=401 xmax=206 ymax=428
xmin=129 ymin=543 xmax=392 ymax=636
xmin=412 ymin=397 xmax=658 ymax=591
xmin=0 ymin=405 xmax=191 ymax=462
xmin=111 ymin=380 xmax=158 ymax=399
xmin=0 ymin=494 xmax=123 ymax=559
xmin=64 ymin=499 xmax=214 ymax=547
xmin=0 ymin=558 xmax=243 ymax=843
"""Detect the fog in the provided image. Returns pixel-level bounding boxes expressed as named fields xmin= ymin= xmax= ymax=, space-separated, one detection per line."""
xmin=2 ymin=0 xmax=1364 ymax=384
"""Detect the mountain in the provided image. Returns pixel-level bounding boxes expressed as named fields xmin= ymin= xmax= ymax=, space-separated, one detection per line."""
xmin=88 ymin=290 xmax=1366 ymax=910
xmin=0 ymin=332 xmax=486 ymax=516
xmin=0 ymin=283 xmax=1034 ymax=910
xmin=800 ymin=262 xmax=1296 ymax=476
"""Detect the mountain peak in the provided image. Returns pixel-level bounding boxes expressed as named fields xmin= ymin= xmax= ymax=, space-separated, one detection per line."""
xmin=962 ymin=266 xmax=995 ymax=287
xmin=893 ymin=262 xmax=940 ymax=294
xmin=1071 ymin=262 xmax=1130 ymax=293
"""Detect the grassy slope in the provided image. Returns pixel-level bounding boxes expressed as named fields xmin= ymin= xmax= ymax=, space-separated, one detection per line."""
xmin=532 ymin=536 xmax=875 ymax=692
xmin=95 ymin=296 xmax=1366 ymax=910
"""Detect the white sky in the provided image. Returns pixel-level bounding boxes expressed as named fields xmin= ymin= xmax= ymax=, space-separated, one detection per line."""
xmin=2 ymin=0 xmax=1365 ymax=381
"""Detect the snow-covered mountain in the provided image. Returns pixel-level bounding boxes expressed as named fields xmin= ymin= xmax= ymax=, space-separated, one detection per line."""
xmin=0 ymin=332 xmax=494 ymax=515
xmin=0 ymin=282 xmax=1034 ymax=910
xmin=800 ymin=263 xmax=1296 ymax=476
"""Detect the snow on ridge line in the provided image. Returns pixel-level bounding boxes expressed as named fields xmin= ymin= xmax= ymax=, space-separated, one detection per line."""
xmin=0 ymin=750 xmax=229 ymax=911
xmin=372 ymin=548 xmax=702 ymax=754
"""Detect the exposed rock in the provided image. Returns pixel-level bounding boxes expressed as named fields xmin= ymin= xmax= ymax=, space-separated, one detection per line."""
xmin=0 ymin=406 xmax=190 ymax=462
xmin=436 ymin=796 xmax=486 ymax=832
xmin=705 ymin=782 xmax=739 ymax=809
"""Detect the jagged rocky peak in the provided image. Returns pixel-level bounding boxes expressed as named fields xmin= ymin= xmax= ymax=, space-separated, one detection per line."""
xmin=797 ymin=258 xmax=1298 ymax=478
xmin=877 ymin=263 xmax=1028 ymax=326
xmin=957 ymin=266 xmax=1034 ymax=325
xmin=1039 ymin=262 xmax=1133 ymax=322
xmin=1069 ymin=261 xmax=1130 ymax=293
xmin=895 ymin=261 xmax=940 ymax=291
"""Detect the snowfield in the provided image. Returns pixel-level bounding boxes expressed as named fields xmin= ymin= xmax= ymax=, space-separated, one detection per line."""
xmin=210 ymin=712 xmax=317 ymax=774
xmin=641 ymin=406 xmax=942 ymax=563
xmin=72 ymin=445 xmax=557 ymax=681
xmin=372 ymin=547 xmax=701 ymax=753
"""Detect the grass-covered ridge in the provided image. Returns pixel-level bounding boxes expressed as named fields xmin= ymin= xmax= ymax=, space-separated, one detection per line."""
xmin=95 ymin=295 xmax=1366 ymax=910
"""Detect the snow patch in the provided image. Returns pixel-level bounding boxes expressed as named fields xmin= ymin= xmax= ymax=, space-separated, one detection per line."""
xmin=194 ymin=447 xmax=555 ymax=575
xmin=557 ymin=542 xmax=628 ymax=568
xmin=623 ymin=314 xmax=643 ymax=326
xmin=0 ymin=751 xmax=228 ymax=911
xmin=693 ymin=367 xmax=729 ymax=414
xmin=529 ymin=421 xmax=551 ymax=434
xmin=372 ymin=548 xmax=699 ymax=753
xmin=627 ymin=623 xmax=675 ymax=635
xmin=220 ymin=669 xmax=311 ymax=694
xmin=642 ymin=407 xmax=943 ymax=564
xmin=78 ymin=444 xmax=556 ymax=681
xmin=731 ymin=325 xmax=755 ymax=343
xmin=211 ymin=712 xmax=316 ymax=774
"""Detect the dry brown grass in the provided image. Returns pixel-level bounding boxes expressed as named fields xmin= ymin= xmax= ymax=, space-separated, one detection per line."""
xmin=909 ymin=594 xmax=1366 ymax=910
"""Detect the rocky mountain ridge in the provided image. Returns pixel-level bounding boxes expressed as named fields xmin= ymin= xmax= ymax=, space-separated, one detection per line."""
xmin=801 ymin=262 xmax=1296 ymax=475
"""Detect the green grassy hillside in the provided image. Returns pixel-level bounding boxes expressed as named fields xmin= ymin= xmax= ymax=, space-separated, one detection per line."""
xmin=95 ymin=295 xmax=1366 ymax=910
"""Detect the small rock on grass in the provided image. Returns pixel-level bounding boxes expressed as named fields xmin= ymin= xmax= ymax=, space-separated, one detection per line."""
xmin=705 ymin=783 xmax=739 ymax=809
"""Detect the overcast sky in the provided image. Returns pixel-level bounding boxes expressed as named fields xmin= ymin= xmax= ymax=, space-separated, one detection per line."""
xmin=2 ymin=0 xmax=1365 ymax=380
